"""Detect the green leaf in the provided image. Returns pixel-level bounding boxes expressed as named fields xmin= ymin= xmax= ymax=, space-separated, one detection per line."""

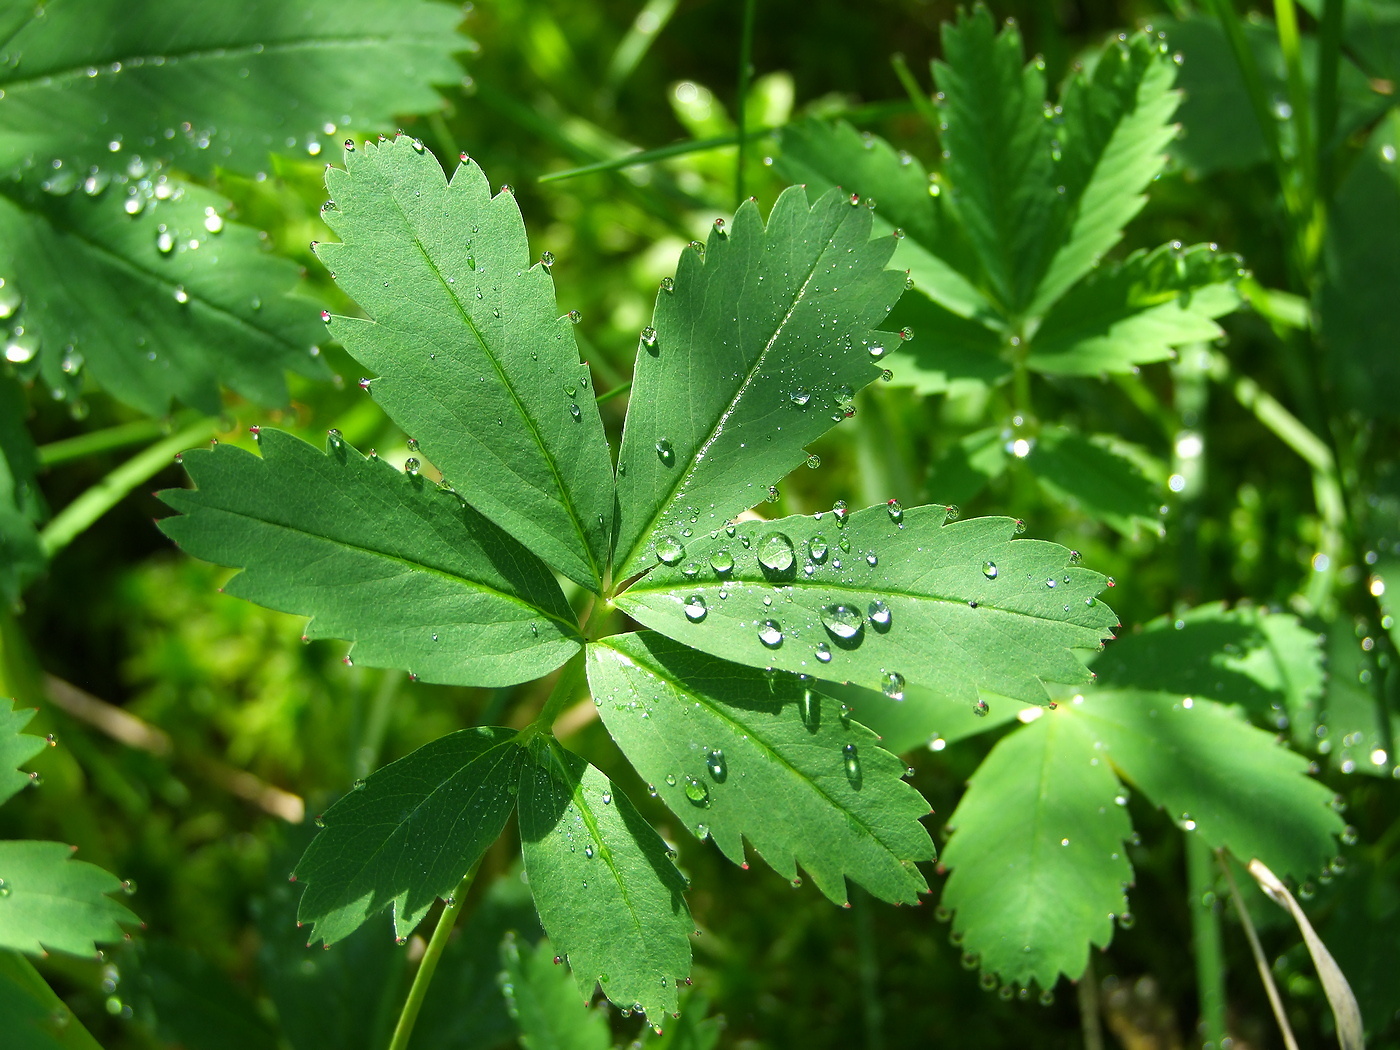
xmin=0 ymin=949 xmax=104 ymax=1050
xmin=883 ymin=294 xmax=1009 ymax=396
xmin=0 ymin=699 xmax=45 ymax=809
xmin=940 ymin=708 xmax=1132 ymax=989
xmin=774 ymin=118 xmax=992 ymax=320
xmin=1091 ymin=604 xmax=1325 ymax=737
xmin=1076 ymin=690 xmax=1342 ymax=880
xmin=587 ymin=632 xmax=933 ymax=905
xmin=0 ymin=178 xmax=327 ymax=415
xmin=820 ymin=679 xmax=1021 ymax=755
xmin=0 ymin=841 xmax=135 ymax=956
xmin=1318 ymin=615 xmax=1397 ymax=778
xmin=0 ymin=378 xmax=44 ymax=606
xmin=1027 ymin=32 xmax=1181 ymax=317
xmin=933 ymin=7 xmax=1055 ymax=316
xmin=1026 ymin=242 xmax=1240 ymax=376
xmin=159 ymin=428 xmax=581 ymax=686
xmin=316 ymin=138 xmax=615 ymax=590
xmin=922 ymin=427 xmax=1011 ymax=508
xmin=616 ymin=503 xmax=1115 ymax=708
xmin=499 ymin=931 xmax=612 ymax=1050
xmin=611 ymin=184 xmax=904 ymax=578
xmin=294 ymin=727 xmax=524 ymax=945
xmin=0 ymin=0 xmax=464 ymax=178
xmin=1320 ymin=110 xmax=1400 ymax=421
xmin=1024 ymin=429 xmax=1164 ymax=539
xmin=518 ymin=740 xmax=691 ymax=1019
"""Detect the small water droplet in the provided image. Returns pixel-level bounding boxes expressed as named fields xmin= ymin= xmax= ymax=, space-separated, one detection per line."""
xmin=709 ymin=549 xmax=734 ymax=574
xmin=567 ymin=309 xmax=582 ymax=323
xmin=898 ymin=327 xmax=914 ymax=341
xmin=865 ymin=552 xmax=878 ymax=567
xmin=821 ymin=604 xmax=864 ymax=640
xmin=814 ymin=642 xmax=832 ymax=663
xmin=684 ymin=596 xmax=708 ymax=622
xmin=655 ymin=536 xmax=685 ymax=565
xmin=540 ymin=250 xmax=555 ymax=269
xmin=661 ymin=276 xmax=674 ymax=293
xmin=973 ymin=699 xmax=990 ymax=717
xmin=789 ymin=388 xmax=811 ymax=406
xmin=641 ymin=325 xmax=658 ymax=350
xmin=843 ymin=743 xmax=861 ymax=781
xmin=806 ymin=454 xmax=821 ymax=469
xmin=832 ymin=499 xmax=849 ymax=526
xmin=404 ymin=457 xmax=420 ymax=475
xmin=982 ymin=561 xmax=998 ymax=579
xmin=707 ymin=749 xmax=727 ymax=781
xmin=809 ymin=536 xmax=829 ymax=562
xmin=656 ymin=438 xmax=675 ymax=465
xmin=886 ymin=498 xmax=903 ymax=524
xmin=757 ymin=619 xmax=783 ymax=647
xmin=867 ymin=600 xmax=891 ymax=627
xmin=881 ymin=671 xmax=905 ymax=701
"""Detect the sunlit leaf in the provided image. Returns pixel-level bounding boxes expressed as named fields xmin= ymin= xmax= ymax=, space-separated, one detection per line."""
xmin=0 ymin=949 xmax=104 ymax=1049
xmin=159 ymin=429 xmax=581 ymax=686
xmin=317 ymin=138 xmax=615 ymax=590
xmin=941 ymin=707 xmax=1132 ymax=989
xmin=499 ymin=931 xmax=612 ymax=1050
xmin=294 ymin=727 xmax=524 ymax=945
xmin=612 ymin=184 xmax=904 ymax=578
xmin=616 ymin=503 xmax=1115 ymax=708
xmin=587 ymin=632 xmax=933 ymax=904
xmin=0 ymin=699 xmax=44 ymax=809
xmin=518 ymin=740 xmax=691 ymax=1019
xmin=1024 ymin=429 xmax=1164 ymax=539
xmin=0 ymin=841 xmax=135 ymax=957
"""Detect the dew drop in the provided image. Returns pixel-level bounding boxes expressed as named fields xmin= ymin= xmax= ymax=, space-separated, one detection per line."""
xmin=806 ymin=454 xmax=821 ymax=469
xmin=641 ymin=326 xmax=658 ymax=350
xmin=973 ymin=699 xmax=990 ymax=717
xmin=540 ymin=250 xmax=555 ymax=269
xmin=661 ymin=277 xmax=674 ymax=293
xmin=982 ymin=561 xmax=998 ymax=579
xmin=815 ymin=642 xmax=832 ymax=663
xmin=684 ymin=596 xmax=708 ymax=622
xmin=843 ymin=743 xmax=861 ymax=780
xmin=821 ymin=604 xmax=864 ymax=640
xmin=886 ymin=498 xmax=903 ymax=524
xmin=867 ymin=599 xmax=891 ymax=627
xmin=655 ymin=536 xmax=685 ymax=565
xmin=898 ymin=326 xmax=914 ymax=341
xmin=865 ymin=552 xmax=878 ymax=567
xmin=881 ymin=671 xmax=905 ymax=701
xmin=758 ymin=532 xmax=796 ymax=572
xmin=684 ymin=775 xmax=711 ymax=806
xmin=789 ymin=387 xmax=811 ymax=406
xmin=757 ymin=619 xmax=784 ymax=648
xmin=656 ymin=439 xmax=675 ymax=465
xmin=707 ymin=749 xmax=727 ymax=781
xmin=404 ymin=457 xmax=420 ymax=475
xmin=709 ymin=549 xmax=733 ymax=574
xmin=809 ymin=536 xmax=829 ymax=562
xmin=567 ymin=309 xmax=582 ymax=324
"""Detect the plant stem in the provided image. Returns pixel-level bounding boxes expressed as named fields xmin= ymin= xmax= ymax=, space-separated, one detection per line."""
xmin=1188 ymin=835 xmax=1228 ymax=1049
xmin=1219 ymin=852 xmax=1301 ymax=1050
xmin=889 ymin=53 xmax=944 ymax=136
xmin=37 ymin=417 xmax=219 ymax=560
xmin=852 ymin=888 xmax=885 ymax=1050
xmin=735 ymin=0 xmax=757 ymax=207
xmin=36 ymin=412 xmax=203 ymax=468
xmin=531 ymin=653 xmax=586 ymax=734
xmin=387 ymin=861 xmax=481 ymax=1050
xmin=1077 ymin=955 xmax=1103 ymax=1050
xmin=1314 ymin=0 xmax=1346 ymax=201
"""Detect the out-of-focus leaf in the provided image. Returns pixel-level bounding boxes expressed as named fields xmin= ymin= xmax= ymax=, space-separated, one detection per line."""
xmin=317 ymin=138 xmax=615 ymax=591
xmin=818 ymin=679 xmax=1021 ymax=755
xmin=0 ymin=698 xmax=45 ymax=808
xmin=518 ymin=740 xmax=691 ymax=1019
xmin=774 ymin=118 xmax=991 ymax=320
xmin=883 ymin=294 xmax=1009 ymax=396
xmin=499 ymin=931 xmax=611 ymax=1050
xmin=0 ymin=378 xmax=44 ymax=605
xmin=159 ymin=430 xmax=581 ymax=687
xmin=0 ymin=841 xmax=135 ymax=956
xmin=1024 ymin=429 xmax=1164 ymax=539
xmin=1092 ymin=604 xmax=1325 ymax=737
xmin=0 ymin=948 xmax=104 ymax=1049
xmin=0 ymin=179 xmax=326 ymax=415
xmin=922 ymin=427 xmax=1010 ymax=508
xmin=1027 ymin=242 xmax=1240 ymax=375
xmin=294 ymin=727 xmax=524 ymax=945
xmin=1075 ymin=690 xmax=1342 ymax=881
xmin=1027 ymin=31 xmax=1181 ymax=316
xmin=1318 ymin=615 xmax=1397 ymax=777
xmin=612 ymin=184 xmax=904 ymax=578
xmin=138 ymin=941 xmax=280 ymax=1050
xmin=1320 ymin=110 xmax=1400 ymax=422
xmin=616 ymin=503 xmax=1115 ymax=707
xmin=0 ymin=0 xmax=464 ymax=177
xmin=587 ymin=632 xmax=933 ymax=904
xmin=933 ymin=6 xmax=1054 ymax=315
xmin=941 ymin=708 xmax=1132 ymax=989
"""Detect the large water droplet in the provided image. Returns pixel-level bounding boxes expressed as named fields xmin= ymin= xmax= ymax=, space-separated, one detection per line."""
xmin=683 ymin=775 xmax=711 ymax=806
xmin=684 ymin=596 xmax=707 ymax=622
xmin=821 ymin=604 xmax=864 ymax=640
xmin=982 ymin=561 xmax=998 ymax=579
xmin=789 ymin=388 xmax=811 ymax=406
xmin=757 ymin=619 xmax=783 ymax=647
xmin=832 ymin=499 xmax=849 ymax=526
xmin=641 ymin=326 xmax=658 ymax=351
xmin=881 ymin=671 xmax=905 ymax=701
xmin=709 ymin=549 xmax=733 ymax=574
xmin=758 ymin=532 xmax=795 ymax=572
xmin=655 ymin=536 xmax=685 ymax=565
xmin=809 ymin=536 xmax=829 ymax=562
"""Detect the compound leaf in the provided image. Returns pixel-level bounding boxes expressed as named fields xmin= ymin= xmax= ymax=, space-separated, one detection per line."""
xmin=1027 ymin=242 xmax=1241 ymax=375
xmin=0 ymin=179 xmax=327 ymax=416
xmin=616 ymin=503 xmax=1116 ymax=707
xmin=159 ymin=428 xmax=581 ymax=686
xmin=0 ymin=949 xmax=104 ymax=1050
xmin=1028 ymin=31 xmax=1181 ymax=316
xmin=0 ymin=0 xmax=464 ymax=178
xmin=774 ymin=118 xmax=991 ymax=320
xmin=587 ymin=632 xmax=933 ymax=905
xmin=1076 ymin=690 xmax=1342 ymax=881
xmin=0 ymin=699 xmax=44 ymax=809
xmin=499 ymin=932 xmax=612 ymax=1050
xmin=1024 ymin=429 xmax=1164 ymax=539
xmin=933 ymin=6 xmax=1055 ymax=316
xmin=0 ymin=841 xmax=135 ymax=957
xmin=518 ymin=741 xmax=691 ymax=1019
xmin=940 ymin=708 xmax=1132 ymax=989
xmin=612 ymin=185 xmax=905 ymax=578
xmin=294 ymin=727 xmax=524 ymax=946
xmin=317 ymin=138 xmax=615 ymax=590
xmin=0 ymin=380 xmax=44 ymax=606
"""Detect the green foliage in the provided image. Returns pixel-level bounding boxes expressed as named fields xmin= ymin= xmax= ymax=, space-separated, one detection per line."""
xmin=499 ymin=932 xmax=611 ymax=1050
xmin=0 ymin=376 xmax=43 ymax=605
xmin=0 ymin=949 xmax=102 ymax=1050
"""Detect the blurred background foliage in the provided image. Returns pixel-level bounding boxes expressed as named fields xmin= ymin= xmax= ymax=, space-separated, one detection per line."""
xmin=1 ymin=0 xmax=1397 ymax=1046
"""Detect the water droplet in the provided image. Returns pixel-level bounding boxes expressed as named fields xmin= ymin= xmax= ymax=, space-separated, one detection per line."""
xmin=865 ymin=552 xmax=878 ymax=567
xmin=641 ymin=326 xmax=658 ymax=350
xmin=981 ymin=560 xmax=999 ymax=580
xmin=832 ymin=499 xmax=849 ymax=526
xmin=155 ymin=227 xmax=175 ymax=254
xmin=881 ymin=671 xmax=905 ymax=701
xmin=404 ymin=457 xmax=420 ymax=475
xmin=806 ymin=453 xmax=821 ymax=469
xmin=843 ymin=743 xmax=861 ymax=781
xmin=809 ymin=536 xmax=829 ymax=562
xmin=973 ymin=699 xmax=990 ymax=717
xmin=683 ymin=775 xmax=711 ymax=806
xmin=814 ymin=642 xmax=832 ymax=663
xmin=821 ymin=604 xmax=864 ymax=641
xmin=886 ymin=498 xmax=903 ymax=524
xmin=707 ymin=749 xmax=727 ymax=781
xmin=0 ymin=879 xmax=9 ymax=898
xmin=173 ymin=284 xmax=189 ymax=304
xmin=569 ymin=403 xmax=581 ymax=419
xmin=867 ymin=600 xmax=891 ymax=627
xmin=567 ymin=309 xmax=582 ymax=323
xmin=1014 ymin=519 xmax=1027 ymax=534
xmin=765 ymin=485 xmax=780 ymax=503
xmin=709 ymin=549 xmax=733 ymax=574
xmin=684 ymin=596 xmax=708 ymax=622
xmin=757 ymin=619 xmax=784 ymax=647
xmin=540 ymin=250 xmax=554 ymax=269
xmin=758 ymin=532 xmax=796 ymax=572
xmin=665 ymin=774 xmax=677 ymax=786
xmin=661 ymin=277 xmax=674 ymax=293
xmin=656 ymin=438 xmax=675 ymax=465
xmin=789 ymin=387 xmax=811 ymax=406
xmin=898 ymin=327 xmax=914 ymax=341
xmin=655 ymin=536 xmax=685 ymax=565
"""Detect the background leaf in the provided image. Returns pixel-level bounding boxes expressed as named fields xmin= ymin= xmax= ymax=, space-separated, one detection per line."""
xmin=0 ymin=0 xmax=464 ymax=177
xmin=294 ymin=727 xmax=524 ymax=945
xmin=940 ymin=708 xmax=1132 ymax=989
xmin=159 ymin=429 xmax=581 ymax=686
xmin=616 ymin=503 xmax=1115 ymax=707
xmin=499 ymin=931 xmax=611 ymax=1050
xmin=1024 ymin=429 xmax=1164 ymax=539
xmin=317 ymin=138 xmax=615 ymax=590
xmin=0 ymin=699 xmax=44 ymax=808
xmin=0 ymin=378 xmax=44 ymax=605
xmin=0 ymin=841 xmax=135 ymax=956
xmin=518 ymin=740 xmax=691 ymax=1021
xmin=587 ymin=632 xmax=933 ymax=904
xmin=0 ymin=949 xmax=104 ymax=1049
xmin=612 ymin=184 xmax=904 ymax=577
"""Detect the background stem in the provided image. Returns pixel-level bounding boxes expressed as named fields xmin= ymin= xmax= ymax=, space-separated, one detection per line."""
xmin=1188 ymin=835 xmax=1228 ymax=1049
